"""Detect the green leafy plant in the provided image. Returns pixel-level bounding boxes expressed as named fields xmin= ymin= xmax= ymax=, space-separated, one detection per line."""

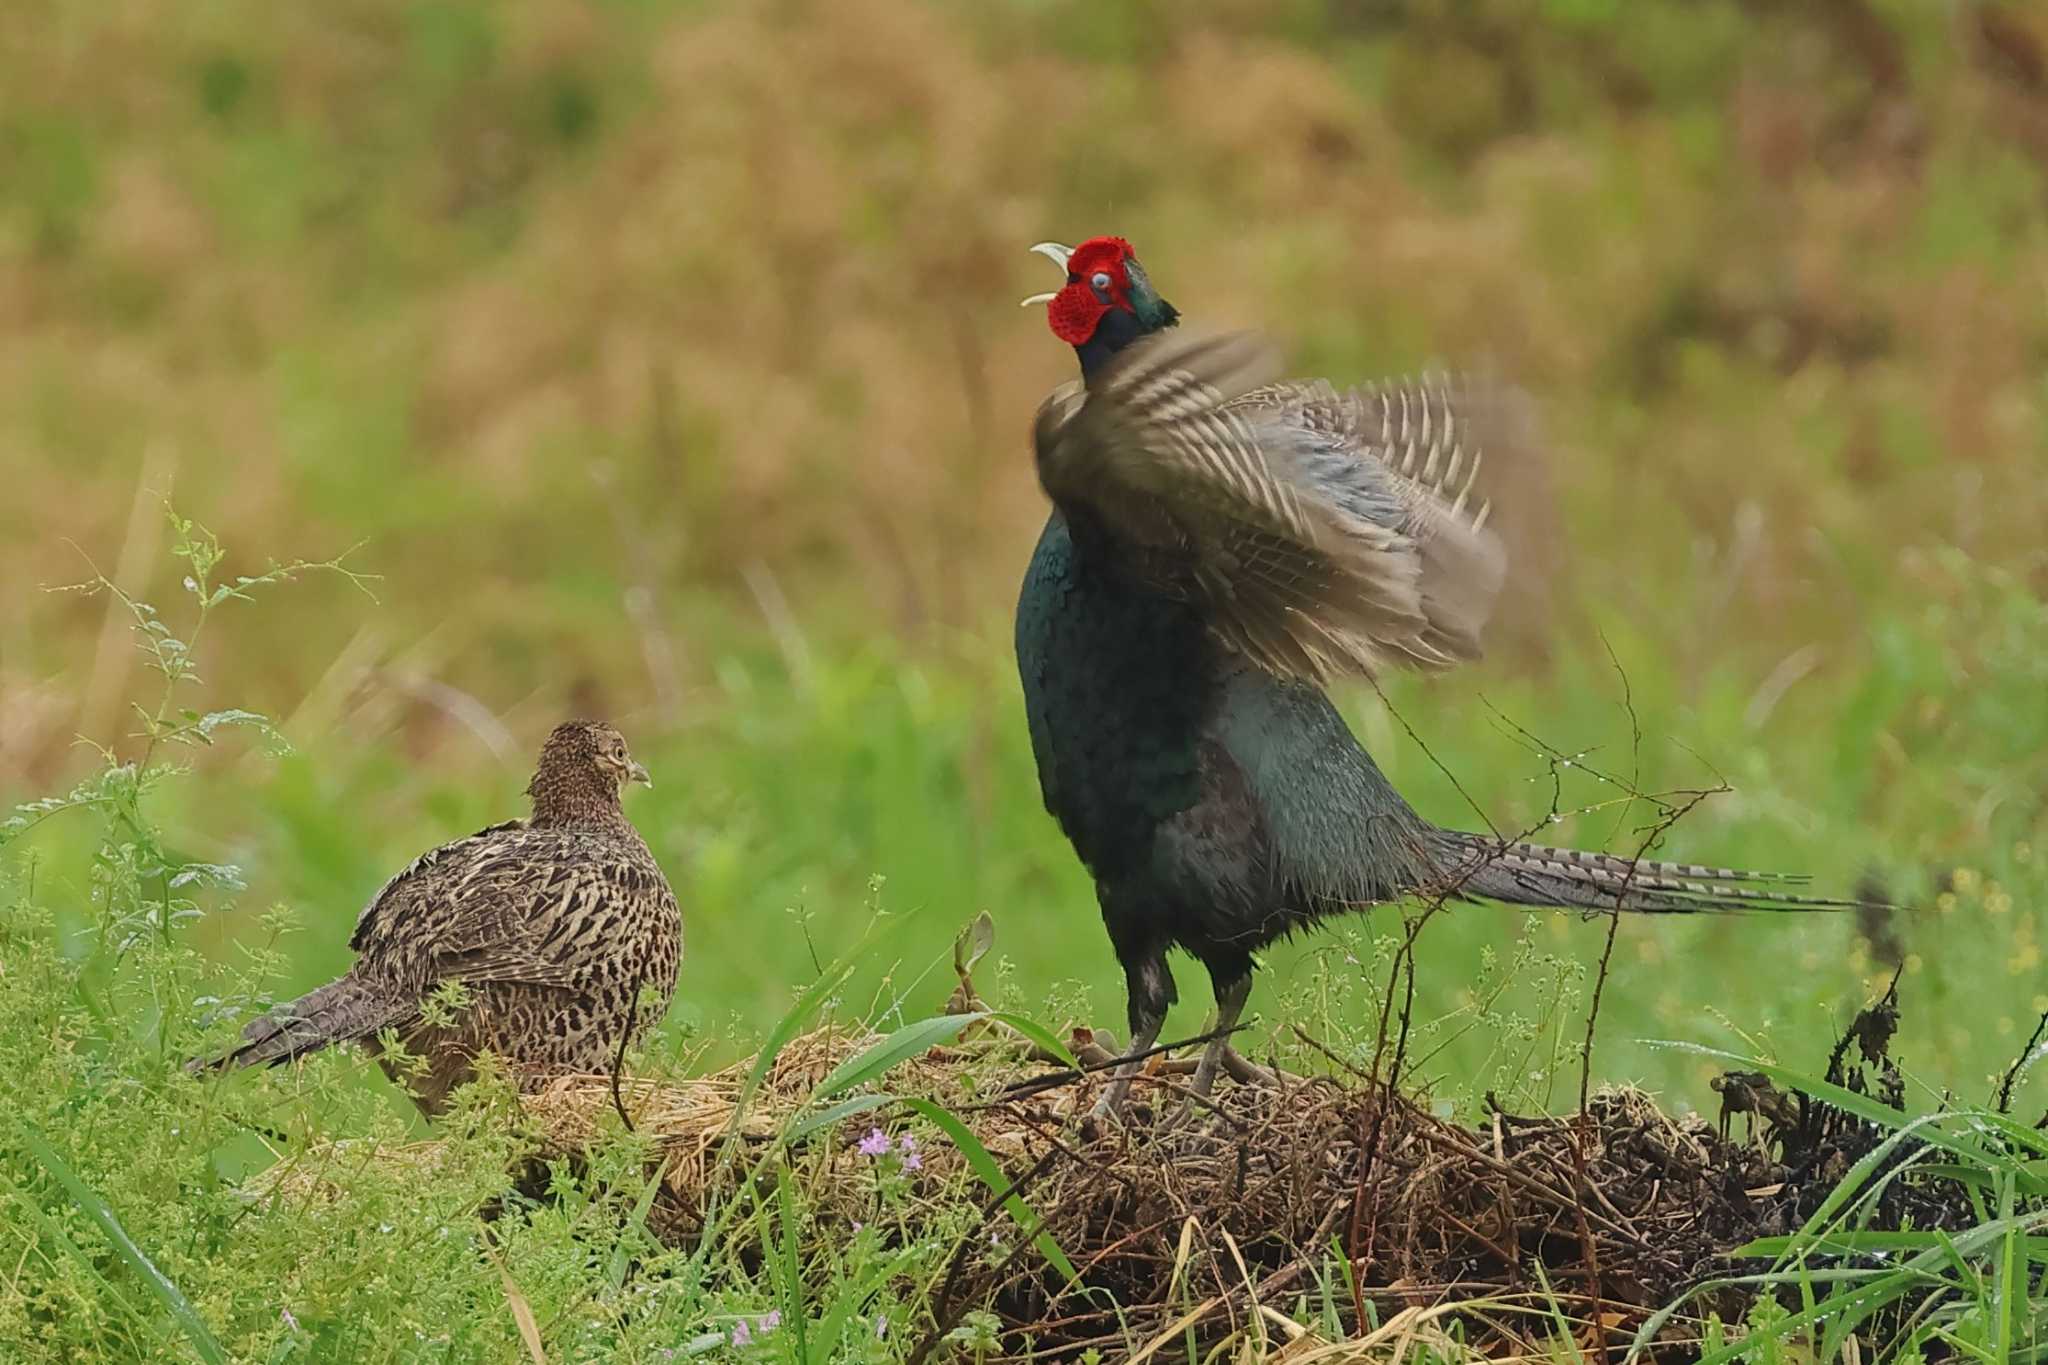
xmin=1632 ymin=1042 xmax=2048 ymax=1361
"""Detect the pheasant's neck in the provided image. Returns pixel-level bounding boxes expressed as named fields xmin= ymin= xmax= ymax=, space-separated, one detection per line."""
xmin=1073 ymin=308 xmax=1155 ymax=379
xmin=527 ymin=775 xmax=630 ymax=830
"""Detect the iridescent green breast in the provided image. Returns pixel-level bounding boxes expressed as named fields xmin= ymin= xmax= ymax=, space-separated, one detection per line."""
xmin=1014 ymin=510 xmax=1219 ymax=881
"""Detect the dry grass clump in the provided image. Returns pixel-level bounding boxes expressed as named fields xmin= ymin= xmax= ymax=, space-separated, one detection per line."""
xmin=225 ymin=984 xmax=1991 ymax=1360
xmin=505 ymin=1026 xmax=1796 ymax=1358
xmin=522 ymin=1025 xmax=1040 ymax=1244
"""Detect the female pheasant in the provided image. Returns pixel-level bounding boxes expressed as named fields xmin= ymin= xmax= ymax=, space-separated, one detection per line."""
xmin=196 ymin=721 xmax=682 ymax=1115
xmin=1017 ymin=237 xmax=1855 ymax=1114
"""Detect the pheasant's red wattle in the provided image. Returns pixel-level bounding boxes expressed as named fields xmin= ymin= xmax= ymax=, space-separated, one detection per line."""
xmin=1048 ymin=285 xmax=1108 ymax=344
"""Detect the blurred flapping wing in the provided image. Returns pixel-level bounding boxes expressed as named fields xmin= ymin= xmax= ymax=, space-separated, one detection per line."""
xmin=1032 ymin=329 xmax=1516 ymax=684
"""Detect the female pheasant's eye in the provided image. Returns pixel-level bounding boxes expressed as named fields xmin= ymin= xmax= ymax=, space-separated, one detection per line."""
xmin=1090 ymin=271 xmax=1113 ymax=294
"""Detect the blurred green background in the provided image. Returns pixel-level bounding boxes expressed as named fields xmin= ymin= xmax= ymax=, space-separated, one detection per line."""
xmin=3 ymin=0 xmax=2045 ymax=1116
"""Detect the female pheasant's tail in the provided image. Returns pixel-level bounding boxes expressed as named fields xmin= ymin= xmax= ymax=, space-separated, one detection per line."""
xmin=188 ymin=975 xmax=407 ymax=1073
xmin=1430 ymin=829 xmax=1870 ymax=914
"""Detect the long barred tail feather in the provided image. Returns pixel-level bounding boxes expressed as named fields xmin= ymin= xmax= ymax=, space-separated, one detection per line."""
xmin=1430 ymin=829 xmax=1870 ymax=915
xmin=187 ymin=976 xmax=405 ymax=1073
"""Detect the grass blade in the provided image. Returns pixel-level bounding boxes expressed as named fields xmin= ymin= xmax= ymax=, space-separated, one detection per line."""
xmin=810 ymin=1009 xmax=1076 ymax=1105
xmin=1644 ymin=1043 xmax=2013 ymax=1168
xmin=605 ymin=1150 xmax=671 ymax=1291
xmin=19 ymin=1122 xmax=227 ymax=1365
xmin=728 ymin=957 xmax=858 ymax=1133
xmin=1738 ymin=1231 xmax=2048 ymax=1259
xmin=1642 ymin=1042 xmax=1916 ymax=1131
xmin=812 ymin=1013 xmax=983 ymax=1101
xmin=985 ymin=1011 xmax=1078 ymax=1068
xmin=902 ymin=1097 xmax=1077 ymax=1283
xmin=774 ymin=1166 xmax=809 ymax=1357
xmin=785 ymin=1093 xmax=897 ymax=1143
xmin=1761 ymin=1113 xmax=1947 ymax=1268
xmin=480 ymin=1236 xmax=547 ymax=1365
xmin=813 ymin=1245 xmax=924 ymax=1349
xmin=1998 ymin=1170 xmax=2019 ymax=1362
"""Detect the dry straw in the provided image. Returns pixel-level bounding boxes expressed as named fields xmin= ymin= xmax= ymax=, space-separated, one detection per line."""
xmin=253 ymin=1018 xmax=1810 ymax=1360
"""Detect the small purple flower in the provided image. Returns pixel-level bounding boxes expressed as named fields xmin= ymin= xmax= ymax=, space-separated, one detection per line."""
xmin=897 ymin=1132 xmax=918 ymax=1155
xmin=280 ymin=1307 xmax=300 ymax=1332
xmin=758 ymin=1311 xmax=781 ymax=1333
xmin=731 ymin=1319 xmax=752 ymax=1348
xmin=902 ymin=1150 xmax=922 ymax=1171
xmin=857 ymin=1127 xmax=890 ymax=1158
xmin=851 ymin=1220 xmax=864 ymax=1233
xmin=875 ymin=1314 xmax=889 ymax=1339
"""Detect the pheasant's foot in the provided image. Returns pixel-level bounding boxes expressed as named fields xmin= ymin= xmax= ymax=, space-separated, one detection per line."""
xmin=1221 ymin=1044 xmax=1280 ymax=1087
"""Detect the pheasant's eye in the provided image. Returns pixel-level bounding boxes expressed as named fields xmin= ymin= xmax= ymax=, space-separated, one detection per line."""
xmin=1090 ymin=270 xmax=1113 ymax=294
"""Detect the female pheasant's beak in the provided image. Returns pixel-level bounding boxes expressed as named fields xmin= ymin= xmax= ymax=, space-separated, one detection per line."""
xmin=627 ymin=759 xmax=652 ymax=788
xmin=1019 ymin=241 xmax=1072 ymax=307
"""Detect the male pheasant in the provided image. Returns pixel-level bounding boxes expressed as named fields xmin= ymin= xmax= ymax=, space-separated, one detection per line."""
xmin=1016 ymin=237 xmax=1855 ymax=1114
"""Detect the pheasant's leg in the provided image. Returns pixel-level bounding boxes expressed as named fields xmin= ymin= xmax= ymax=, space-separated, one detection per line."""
xmin=1094 ymin=946 xmax=1173 ymax=1119
xmin=1191 ymin=968 xmax=1256 ymax=1098
xmin=1093 ymin=1010 xmax=1163 ymax=1119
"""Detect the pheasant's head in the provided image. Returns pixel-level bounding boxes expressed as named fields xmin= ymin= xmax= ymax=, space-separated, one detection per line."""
xmin=529 ymin=720 xmax=652 ymax=824
xmin=1022 ymin=236 xmax=1179 ymax=374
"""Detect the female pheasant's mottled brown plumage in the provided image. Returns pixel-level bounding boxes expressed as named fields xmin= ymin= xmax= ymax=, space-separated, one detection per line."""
xmin=198 ymin=721 xmax=682 ymax=1115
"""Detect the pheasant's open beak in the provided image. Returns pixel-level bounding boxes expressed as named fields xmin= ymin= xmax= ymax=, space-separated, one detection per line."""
xmin=1019 ymin=241 xmax=1073 ymax=307
xmin=627 ymin=760 xmax=653 ymax=788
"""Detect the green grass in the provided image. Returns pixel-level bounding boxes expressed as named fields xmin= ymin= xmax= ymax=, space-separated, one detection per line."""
xmin=10 ymin=511 xmax=2046 ymax=1122
xmin=1634 ymin=1042 xmax=2048 ymax=1361
xmin=2 ymin=507 xmax=2044 ymax=1360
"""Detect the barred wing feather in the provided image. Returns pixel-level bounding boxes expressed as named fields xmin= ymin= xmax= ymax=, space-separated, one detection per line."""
xmin=1033 ymin=329 xmax=1515 ymax=685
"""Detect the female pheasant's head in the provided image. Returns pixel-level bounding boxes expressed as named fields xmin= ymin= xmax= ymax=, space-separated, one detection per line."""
xmin=1022 ymin=236 xmax=1179 ymax=375
xmin=529 ymin=720 xmax=652 ymax=824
